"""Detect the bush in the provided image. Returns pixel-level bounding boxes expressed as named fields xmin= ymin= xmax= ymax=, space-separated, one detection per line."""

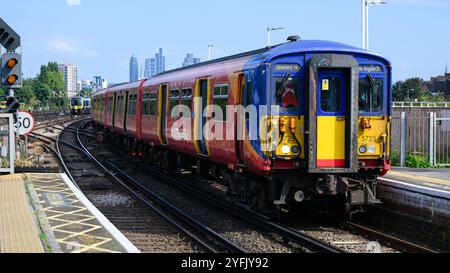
xmin=391 ymin=151 xmax=400 ymax=166
xmin=405 ymin=154 xmax=432 ymax=168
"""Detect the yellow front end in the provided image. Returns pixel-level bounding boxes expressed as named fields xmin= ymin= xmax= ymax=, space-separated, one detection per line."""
xmin=357 ymin=116 xmax=390 ymax=161
xmin=261 ymin=115 xmax=305 ymax=160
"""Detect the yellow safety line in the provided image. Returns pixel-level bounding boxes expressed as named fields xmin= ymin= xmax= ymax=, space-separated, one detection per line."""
xmin=388 ymin=171 xmax=450 ymax=186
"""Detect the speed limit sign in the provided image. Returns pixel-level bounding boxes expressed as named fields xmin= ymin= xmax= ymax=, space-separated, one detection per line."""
xmin=15 ymin=111 xmax=35 ymax=136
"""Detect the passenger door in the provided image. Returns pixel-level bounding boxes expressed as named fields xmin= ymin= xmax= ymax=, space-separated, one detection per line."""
xmin=124 ymin=91 xmax=129 ymax=133
xmin=159 ymin=84 xmax=168 ymax=144
xmin=198 ymin=79 xmax=209 ymax=155
xmin=316 ymin=69 xmax=346 ymax=168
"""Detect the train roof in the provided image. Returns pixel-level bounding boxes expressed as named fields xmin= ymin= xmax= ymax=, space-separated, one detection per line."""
xmin=93 ymin=39 xmax=390 ymax=95
xmin=252 ymin=39 xmax=390 ymax=64
xmin=155 ymin=39 xmax=390 ymax=75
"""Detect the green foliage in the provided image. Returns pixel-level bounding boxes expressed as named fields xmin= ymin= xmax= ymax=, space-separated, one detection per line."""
xmin=0 ymin=61 xmax=65 ymax=109
xmin=393 ymin=77 xmax=430 ymax=101
xmin=37 ymin=62 xmax=65 ymax=99
xmin=15 ymin=78 xmax=36 ymax=107
xmin=405 ymin=154 xmax=432 ymax=168
xmin=80 ymin=88 xmax=92 ymax=97
xmin=391 ymin=151 xmax=400 ymax=166
xmin=393 ymin=77 xmax=448 ymax=102
xmin=34 ymin=81 xmax=52 ymax=106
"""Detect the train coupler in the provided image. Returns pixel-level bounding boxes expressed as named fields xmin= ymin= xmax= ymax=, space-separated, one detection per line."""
xmin=348 ymin=180 xmax=382 ymax=206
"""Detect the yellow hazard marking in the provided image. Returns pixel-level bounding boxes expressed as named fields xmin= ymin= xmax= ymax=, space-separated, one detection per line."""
xmin=388 ymin=171 xmax=450 ymax=187
xmin=29 ymin=174 xmax=123 ymax=253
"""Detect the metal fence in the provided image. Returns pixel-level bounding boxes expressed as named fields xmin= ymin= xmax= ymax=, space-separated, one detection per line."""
xmin=391 ymin=108 xmax=450 ymax=167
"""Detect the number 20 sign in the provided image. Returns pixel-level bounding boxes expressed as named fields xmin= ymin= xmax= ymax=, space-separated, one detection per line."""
xmin=15 ymin=111 xmax=35 ymax=136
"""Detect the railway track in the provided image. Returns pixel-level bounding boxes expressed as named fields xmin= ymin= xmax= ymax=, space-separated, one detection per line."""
xmin=89 ymin=131 xmax=438 ymax=253
xmin=103 ymin=159 xmax=345 ymax=253
xmin=343 ymin=221 xmax=438 ymax=253
xmin=31 ymin=119 xmax=246 ymax=253
xmin=29 ymin=118 xmax=439 ymax=253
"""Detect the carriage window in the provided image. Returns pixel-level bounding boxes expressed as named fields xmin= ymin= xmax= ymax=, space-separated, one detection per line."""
xmin=142 ymin=93 xmax=149 ymax=116
xmin=107 ymin=97 xmax=113 ymax=112
xmin=149 ymin=91 xmax=158 ymax=116
xmin=170 ymin=89 xmax=180 ymax=111
xmin=320 ymin=77 xmax=341 ymax=113
xmin=213 ymin=84 xmax=229 ymax=121
xmin=181 ymin=88 xmax=192 ymax=110
xmin=128 ymin=95 xmax=134 ymax=115
xmin=274 ymin=76 xmax=300 ymax=112
xmin=359 ymin=76 xmax=383 ymax=113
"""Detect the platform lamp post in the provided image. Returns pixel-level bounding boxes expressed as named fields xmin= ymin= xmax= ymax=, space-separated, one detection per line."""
xmin=362 ymin=0 xmax=387 ymax=50
xmin=267 ymin=27 xmax=284 ymax=47
xmin=208 ymin=45 xmax=214 ymax=61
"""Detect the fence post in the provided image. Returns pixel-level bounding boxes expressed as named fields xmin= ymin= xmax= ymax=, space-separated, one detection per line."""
xmin=428 ymin=112 xmax=435 ymax=166
xmin=400 ymin=112 xmax=407 ymax=167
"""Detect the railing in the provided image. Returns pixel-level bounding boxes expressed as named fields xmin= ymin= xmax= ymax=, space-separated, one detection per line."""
xmin=393 ymin=101 xmax=450 ymax=108
xmin=392 ymin=109 xmax=450 ymax=167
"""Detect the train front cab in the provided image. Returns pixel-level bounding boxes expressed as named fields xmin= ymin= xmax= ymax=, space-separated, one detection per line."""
xmin=260 ymin=52 xmax=390 ymax=215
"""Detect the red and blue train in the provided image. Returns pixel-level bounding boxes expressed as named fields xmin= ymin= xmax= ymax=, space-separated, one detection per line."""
xmin=92 ymin=38 xmax=392 ymax=217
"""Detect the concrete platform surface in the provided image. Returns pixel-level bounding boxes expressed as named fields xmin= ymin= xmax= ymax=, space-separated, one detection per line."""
xmin=377 ymin=167 xmax=450 ymax=223
xmin=0 ymin=174 xmax=44 ymax=253
xmin=383 ymin=167 xmax=450 ymax=192
xmin=1 ymin=173 xmax=140 ymax=253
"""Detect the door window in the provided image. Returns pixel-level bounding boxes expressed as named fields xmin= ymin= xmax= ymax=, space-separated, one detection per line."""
xmin=320 ymin=77 xmax=341 ymax=113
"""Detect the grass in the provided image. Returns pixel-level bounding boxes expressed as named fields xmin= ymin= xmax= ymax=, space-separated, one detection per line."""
xmin=391 ymin=151 xmax=433 ymax=168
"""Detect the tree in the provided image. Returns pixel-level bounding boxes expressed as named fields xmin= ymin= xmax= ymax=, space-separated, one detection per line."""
xmin=34 ymin=81 xmax=52 ymax=107
xmin=38 ymin=62 xmax=65 ymax=98
xmin=16 ymin=78 xmax=36 ymax=106
xmin=392 ymin=77 xmax=430 ymax=101
xmin=80 ymin=88 xmax=92 ymax=97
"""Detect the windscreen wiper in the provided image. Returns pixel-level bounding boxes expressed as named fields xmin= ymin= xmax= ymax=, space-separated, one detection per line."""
xmin=276 ymin=73 xmax=291 ymax=96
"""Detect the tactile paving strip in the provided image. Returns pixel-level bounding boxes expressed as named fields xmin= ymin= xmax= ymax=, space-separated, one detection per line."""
xmin=0 ymin=174 xmax=44 ymax=253
xmin=27 ymin=173 xmax=127 ymax=253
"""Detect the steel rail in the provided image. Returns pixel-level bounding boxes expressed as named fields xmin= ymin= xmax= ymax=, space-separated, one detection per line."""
xmin=115 ymin=159 xmax=345 ymax=253
xmin=75 ymin=121 xmax=246 ymax=253
xmin=344 ymin=221 xmax=438 ymax=253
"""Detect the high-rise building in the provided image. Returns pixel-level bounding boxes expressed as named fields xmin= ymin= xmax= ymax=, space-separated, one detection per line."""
xmin=182 ymin=53 xmax=201 ymax=67
xmin=155 ymin=48 xmax=165 ymax=75
xmin=144 ymin=48 xmax=166 ymax=77
xmin=93 ymin=76 xmax=103 ymax=86
xmin=58 ymin=64 xmax=78 ymax=98
xmin=144 ymin=58 xmax=152 ymax=78
xmin=129 ymin=54 xmax=139 ymax=82
xmin=150 ymin=58 xmax=156 ymax=76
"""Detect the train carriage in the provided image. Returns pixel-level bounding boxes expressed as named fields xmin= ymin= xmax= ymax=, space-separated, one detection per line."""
xmin=70 ymin=96 xmax=91 ymax=115
xmin=92 ymin=38 xmax=391 ymax=217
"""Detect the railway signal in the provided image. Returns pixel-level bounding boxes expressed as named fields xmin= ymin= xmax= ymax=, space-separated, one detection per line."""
xmin=1 ymin=52 xmax=22 ymax=88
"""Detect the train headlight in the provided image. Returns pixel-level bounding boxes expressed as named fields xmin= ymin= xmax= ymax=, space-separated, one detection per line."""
xmin=359 ymin=145 xmax=367 ymax=154
xmin=291 ymin=145 xmax=300 ymax=154
xmin=368 ymin=145 xmax=376 ymax=154
xmin=281 ymin=145 xmax=291 ymax=154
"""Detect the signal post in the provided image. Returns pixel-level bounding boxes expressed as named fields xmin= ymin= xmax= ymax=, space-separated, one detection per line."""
xmin=0 ymin=18 xmax=23 ymax=173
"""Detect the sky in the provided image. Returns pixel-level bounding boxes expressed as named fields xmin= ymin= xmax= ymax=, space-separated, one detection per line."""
xmin=1 ymin=0 xmax=449 ymax=84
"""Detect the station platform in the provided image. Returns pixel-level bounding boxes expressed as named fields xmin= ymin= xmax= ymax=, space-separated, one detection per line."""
xmin=380 ymin=167 xmax=450 ymax=198
xmin=0 ymin=173 xmax=140 ymax=253
xmin=377 ymin=167 xmax=450 ymax=222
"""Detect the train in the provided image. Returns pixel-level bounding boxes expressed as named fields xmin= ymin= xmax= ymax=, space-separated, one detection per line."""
xmin=92 ymin=38 xmax=392 ymax=217
xmin=70 ymin=96 xmax=91 ymax=115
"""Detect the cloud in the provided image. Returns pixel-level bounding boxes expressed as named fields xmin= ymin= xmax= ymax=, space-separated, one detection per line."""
xmin=51 ymin=41 xmax=77 ymax=52
xmin=48 ymin=38 xmax=99 ymax=60
xmin=66 ymin=0 xmax=81 ymax=6
xmin=84 ymin=50 xmax=99 ymax=58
